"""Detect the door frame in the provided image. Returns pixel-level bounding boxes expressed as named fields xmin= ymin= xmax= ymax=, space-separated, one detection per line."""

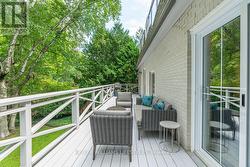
xmin=241 ymin=0 xmax=250 ymax=166
xmin=190 ymin=0 xmax=246 ymax=166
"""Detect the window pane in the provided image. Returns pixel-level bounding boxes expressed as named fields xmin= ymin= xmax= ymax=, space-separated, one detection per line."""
xmin=202 ymin=17 xmax=240 ymax=167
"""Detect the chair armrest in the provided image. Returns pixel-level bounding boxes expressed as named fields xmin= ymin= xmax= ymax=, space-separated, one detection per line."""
xmin=141 ymin=108 xmax=177 ymax=131
xmin=141 ymin=109 xmax=161 ymax=130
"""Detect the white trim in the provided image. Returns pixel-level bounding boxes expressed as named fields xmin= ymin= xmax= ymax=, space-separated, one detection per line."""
xmin=138 ymin=0 xmax=193 ymax=68
xmin=191 ymin=0 xmax=242 ymax=166
xmin=148 ymin=71 xmax=156 ymax=95
xmin=240 ymin=1 xmax=250 ymax=166
xmin=143 ymin=68 xmax=147 ymax=95
xmin=190 ymin=0 xmax=241 ymax=35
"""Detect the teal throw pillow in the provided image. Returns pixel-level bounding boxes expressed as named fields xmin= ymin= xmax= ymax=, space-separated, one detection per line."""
xmin=142 ymin=96 xmax=153 ymax=106
xmin=210 ymin=103 xmax=218 ymax=111
xmin=153 ymin=101 xmax=165 ymax=111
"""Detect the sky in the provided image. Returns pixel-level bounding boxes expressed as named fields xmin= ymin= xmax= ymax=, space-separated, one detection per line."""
xmin=107 ymin=0 xmax=152 ymax=37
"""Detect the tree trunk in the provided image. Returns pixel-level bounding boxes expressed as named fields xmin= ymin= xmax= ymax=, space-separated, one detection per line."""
xmin=8 ymin=113 xmax=17 ymax=133
xmin=0 ymin=79 xmax=10 ymax=138
xmin=8 ymin=91 xmax=19 ymax=133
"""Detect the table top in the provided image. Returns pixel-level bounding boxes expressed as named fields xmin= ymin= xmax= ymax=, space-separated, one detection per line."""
xmin=209 ymin=121 xmax=230 ymax=130
xmin=160 ymin=121 xmax=180 ymax=129
xmin=107 ymin=106 xmax=126 ymax=111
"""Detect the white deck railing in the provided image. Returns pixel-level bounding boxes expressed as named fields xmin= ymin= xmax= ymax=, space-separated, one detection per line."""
xmin=209 ymin=86 xmax=240 ymax=111
xmin=0 ymin=84 xmax=115 ymax=167
xmin=139 ymin=0 xmax=159 ymax=50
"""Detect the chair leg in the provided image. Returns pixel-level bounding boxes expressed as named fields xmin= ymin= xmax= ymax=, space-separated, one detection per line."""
xmin=93 ymin=144 xmax=96 ymax=160
xmin=129 ymin=146 xmax=132 ymax=162
xmin=233 ymin=129 xmax=236 ymax=140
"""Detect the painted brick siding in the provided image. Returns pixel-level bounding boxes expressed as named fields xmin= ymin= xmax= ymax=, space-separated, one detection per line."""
xmin=139 ymin=0 xmax=223 ymax=150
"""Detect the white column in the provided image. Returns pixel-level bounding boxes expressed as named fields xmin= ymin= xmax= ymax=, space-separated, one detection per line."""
xmin=72 ymin=92 xmax=80 ymax=128
xmin=20 ymin=102 xmax=32 ymax=167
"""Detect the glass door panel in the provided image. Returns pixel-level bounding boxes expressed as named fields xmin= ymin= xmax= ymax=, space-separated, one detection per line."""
xmin=202 ymin=17 xmax=240 ymax=167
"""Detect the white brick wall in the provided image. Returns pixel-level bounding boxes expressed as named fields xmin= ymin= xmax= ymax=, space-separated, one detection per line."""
xmin=139 ymin=0 xmax=223 ymax=150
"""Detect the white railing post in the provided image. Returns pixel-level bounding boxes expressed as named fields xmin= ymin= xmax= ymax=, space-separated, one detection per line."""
xmin=100 ymin=88 xmax=104 ymax=103
xmin=72 ymin=92 xmax=80 ymax=128
xmin=20 ymin=101 xmax=32 ymax=167
xmin=92 ymin=91 xmax=95 ymax=110
xmin=110 ymin=86 xmax=113 ymax=97
xmin=225 ymin=89 xmax=230 ymax=109
xmin=112 ymin=85 xmax=115 ymax=96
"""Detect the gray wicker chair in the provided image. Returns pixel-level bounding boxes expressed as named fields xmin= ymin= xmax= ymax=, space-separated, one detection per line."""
xmin=116 ymin=92 xmax=132 ymax=108
xmin=90 ymin=110 xmax=133 ymax=162
xmin=135 ymin=97 xmax=177 ymax=140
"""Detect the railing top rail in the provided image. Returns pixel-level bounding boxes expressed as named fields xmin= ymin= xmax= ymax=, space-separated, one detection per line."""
xmin=209 ymin=86 xmax=241 ymax=90
xmin=0 ymin=84 xmax=114 ymax=107
xmin=147 ymin=0 xmax=156 ymax=18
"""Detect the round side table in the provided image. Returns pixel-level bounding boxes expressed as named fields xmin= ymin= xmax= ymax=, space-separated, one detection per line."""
xmin=209 ymin=121 xmax=230 ymax=153
xmin=159 ymin=121 xmax=180 ymax=153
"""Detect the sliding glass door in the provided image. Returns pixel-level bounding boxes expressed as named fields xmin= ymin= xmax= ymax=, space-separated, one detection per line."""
xmin=192 ymin=1 xmax=250 ymax=166
xmin=242 ymin=1 xmax=250 ymax=166
xmin=202 ymin=17 xmax=240 ymax=167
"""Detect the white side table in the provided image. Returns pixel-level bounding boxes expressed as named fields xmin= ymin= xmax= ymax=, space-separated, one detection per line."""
xmin=159 ymin=121 xmax=180 ymax=153
xmin=209 ymin=121 xmax=230 ymax=153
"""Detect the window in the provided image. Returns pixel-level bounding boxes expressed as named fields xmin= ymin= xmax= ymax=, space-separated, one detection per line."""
xmin=143 ymin=69 xmax=146 ymax=95
xmin=149 ymin=71 xmax=155 ymax=95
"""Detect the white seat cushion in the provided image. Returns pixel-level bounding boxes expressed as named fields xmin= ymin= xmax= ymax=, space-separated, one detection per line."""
xmin=93 ymin=110 xmax=131 ymax=116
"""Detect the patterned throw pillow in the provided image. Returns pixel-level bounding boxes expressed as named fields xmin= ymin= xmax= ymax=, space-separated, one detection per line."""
xmin=153 ymin=101 xmax=165 ymax=111
xmin=142 ymin=96 xmax=153 ymax=106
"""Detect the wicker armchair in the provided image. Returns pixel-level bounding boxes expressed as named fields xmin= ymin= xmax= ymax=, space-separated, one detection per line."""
xmin=90 ymin=110 xmax=133 ymax=161
xmin=116 ymin=92 xmax=132 ymax=108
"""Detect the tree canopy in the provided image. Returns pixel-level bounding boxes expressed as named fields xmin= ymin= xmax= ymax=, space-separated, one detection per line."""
xmin=77 ymin=23 xmax=139 ymax=87
xmin=0 ymin=0 xmax=141 ymax=138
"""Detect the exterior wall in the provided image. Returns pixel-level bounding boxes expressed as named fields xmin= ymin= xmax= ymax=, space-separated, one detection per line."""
xmin=139 ymin=0 xmax=223 ymax=150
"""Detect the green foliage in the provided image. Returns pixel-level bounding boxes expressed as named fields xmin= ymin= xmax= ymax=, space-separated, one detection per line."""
xmin=1 ymin=0 xmax=121 ymax=96
xmin=0 ymin=0 xmax=122 ymax=123
xmin=77 ymin=23 xmax=139 ymax=87
xmin=207 ymin=17 xmax=240 ymax=87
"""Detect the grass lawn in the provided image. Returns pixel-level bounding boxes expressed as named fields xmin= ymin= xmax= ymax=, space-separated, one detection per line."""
xmin=0 ymin=116 xmax=71 ymax=167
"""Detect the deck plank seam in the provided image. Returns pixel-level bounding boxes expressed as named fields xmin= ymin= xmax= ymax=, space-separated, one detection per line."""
xmin=63 ymin=133 xmax=92 ymax=166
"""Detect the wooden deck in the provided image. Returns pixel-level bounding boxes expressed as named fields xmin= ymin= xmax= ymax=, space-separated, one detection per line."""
xmin=35 ymin=97 xmax=197 ymax=167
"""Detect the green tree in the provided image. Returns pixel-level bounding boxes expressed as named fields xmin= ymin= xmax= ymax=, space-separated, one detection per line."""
xmin=77 ymin=23 xmax=139 ymax=87
xmin=0 ymin=0 xmax=121 ymax=138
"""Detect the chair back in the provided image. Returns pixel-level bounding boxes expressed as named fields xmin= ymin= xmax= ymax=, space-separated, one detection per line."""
xmin=211 ymin=109 xmax=234 ymax=127
xmin=117 ymin=92 xmax=132 ymax=101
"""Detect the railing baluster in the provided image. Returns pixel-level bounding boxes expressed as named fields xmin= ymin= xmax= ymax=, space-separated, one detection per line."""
xmin=126 ymin=84 xmax=128 ymax=92
xmin=0 ymin=84 xmax=118 ymax=163
xmin=20 ymin=101 xmax=32 ymax=167
xmin=92 ymin=91 xmax=95 ymax=110
xmin=225 ymin=89 xmax=230 ymax=109
xmin=100 ymin=88 xmax=104 ymax=103
xmin=110 ymin=86 xmax=113 ymax=97
xmin=72 ymin=92 xmax=80 ymax=128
